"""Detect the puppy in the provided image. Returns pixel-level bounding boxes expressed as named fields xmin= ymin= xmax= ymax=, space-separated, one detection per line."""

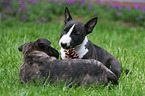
xmin=18 ymin=38 xmax=118 ymax=87
xmin=59 ymin=7 xmax=122 ymax=79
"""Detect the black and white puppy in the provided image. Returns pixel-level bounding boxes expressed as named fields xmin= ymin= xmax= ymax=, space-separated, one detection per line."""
xmin=59 ymin=7 xmax=121 ymax=79
xmin=18 ymin=38 xmax=118 ymax=87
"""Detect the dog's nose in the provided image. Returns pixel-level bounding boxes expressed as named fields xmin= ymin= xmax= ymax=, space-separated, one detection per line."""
xmin=61 ymin=43 xmax=67 ymax=48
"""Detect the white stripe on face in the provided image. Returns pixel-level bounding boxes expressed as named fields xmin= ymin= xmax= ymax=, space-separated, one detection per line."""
xmin=59 ymin=24 xmax=75 ymax=47
xmin=67 ymin=24 xmax=75 ymax=36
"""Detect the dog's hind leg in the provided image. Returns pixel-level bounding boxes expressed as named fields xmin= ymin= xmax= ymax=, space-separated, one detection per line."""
xmin=108 ymin=59 xmax=121 ymax=79
xmin=81 ymin=74 xmax=105 ymax=88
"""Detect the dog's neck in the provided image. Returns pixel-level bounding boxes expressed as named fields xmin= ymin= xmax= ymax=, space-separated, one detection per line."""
xmin=60 ymin=36 xmax=89 ymax=59
xmin=74 ymin=36 xmax=89 ymax=58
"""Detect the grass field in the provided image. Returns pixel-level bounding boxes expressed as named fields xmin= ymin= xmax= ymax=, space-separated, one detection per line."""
xmin=0 ymin=18 xmax=145 ymax=95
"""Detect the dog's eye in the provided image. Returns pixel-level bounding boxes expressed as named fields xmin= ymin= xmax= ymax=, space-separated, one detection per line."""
xmin=63 ymin=28 xmax=66 ymax=31
xmin=75 ymin=31 xmax=80 ymax=35
xmin=64 ymin=27 xmax=69 ymax=32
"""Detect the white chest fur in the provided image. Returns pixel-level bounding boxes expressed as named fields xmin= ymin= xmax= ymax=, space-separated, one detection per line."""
xmin=60 ymin=36 xmax=89 ymax=59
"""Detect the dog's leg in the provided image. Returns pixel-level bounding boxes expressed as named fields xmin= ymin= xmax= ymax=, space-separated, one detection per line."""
xmin=108 ymin=59 xmax=121 ymax=79
xmin=81 ymin=74 xmax=104 ymax=88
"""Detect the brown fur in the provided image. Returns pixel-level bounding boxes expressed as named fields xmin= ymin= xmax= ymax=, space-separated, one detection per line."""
xmin=18 ymin=38 xmax=118 ymax=87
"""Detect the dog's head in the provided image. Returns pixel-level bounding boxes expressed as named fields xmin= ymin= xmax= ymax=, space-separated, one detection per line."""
xmin=59 ymin=7 xmax=98 ymax=49
xmin=18 ymin=38 xmax=59 ymax=59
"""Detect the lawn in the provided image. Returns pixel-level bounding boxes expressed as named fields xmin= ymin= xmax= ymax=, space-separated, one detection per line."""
xmin=0 ymin=17 xmax=145 ymax=95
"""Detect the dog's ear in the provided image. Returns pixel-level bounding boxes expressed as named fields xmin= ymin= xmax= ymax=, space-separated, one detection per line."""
xmin=65 ymin=7 xmax=72 ymax=24
xmin=85 ymin=17 xmax=98 ymax=34
xmin=37 ymin=43 xmax=59 ymax=59
xmin=47 ymin=47 xmax=59 ymax=59
xmin=35 ymin=38 xmax=59 ymax=59
xmin=35 ymin=38 xmax=51 ymax=51
xmin=36 ymin=38 xmax=51 ymax=46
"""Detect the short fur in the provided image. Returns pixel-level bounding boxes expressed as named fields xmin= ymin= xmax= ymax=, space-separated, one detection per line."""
xmin=19 ymin=38 xmax=118 ymax=87
xmin=59 ymin=7 xmax=121 ymax=79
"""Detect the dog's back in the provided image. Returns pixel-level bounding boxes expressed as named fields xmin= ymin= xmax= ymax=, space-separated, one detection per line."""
xmin=20 ymin=52 xmax=118 ymax=87
xmin=46 ymin=59 xmax=118 ymax=86
xmin=19 ymin=50 xmax=57 ymax=83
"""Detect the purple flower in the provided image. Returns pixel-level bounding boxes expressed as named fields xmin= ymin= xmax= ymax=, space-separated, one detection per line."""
xmin=22 ymin=15 xmax=27 ymax=22
xmin=136 ymin=17 xmax=139 ymax=21
xmin=54 ymin=0 xmax=59 ymax=2
xmin=3 ymin=0 xmax=8 ymax=2
xmin=126 ymin=6 xmax=131 ymax=11
xmin=36 ymin=20 xmax=41 ymax=23
xmin=8 ymin=8 xmax=13 ymax=12
xmin=18 ymin=4 xmax=26 ymax=13
xmin=135 ymin=16 xmax=143 ymax=21
xmin=18 ymin=8 xmax=22 ymax=13
xmin=106 ymin=7 xmax=111 ymax=11
xmin=1 ymin=4 xmax=9 ymax=9
xmin=41 ymin=17 xmax=48 ymax=22
xmin=96 ymin=0 xmax=102 ymax=5
xmin=59 ymin=2 xmax=62 ymax=6
xmin=134 ymin=4 xmax=142 ymax=9
xmin=106 ymin=0 xmax=111 ymax=4
xmin=19 ymin=0 xmax=24 ymax=5
xmin=114 ymin=4 xmax=122 ymax=9
xmin=81 ymin=3 xmax=86 ymax=7
xmin=28 ymin=0 xmax=36 ymax=4
xmin=31 ymin=0 xmax=36 ymax=4
xmin=6 ymin=4 xmax=11 ymax=7
xmin=94 ymin=10 xmax=97 ymax=14
xmin=116 ymin=12 xmax=121 ymax=17
xmin=141 ymin=7 xmax=145 ymax=11
xmin=88 ymin=3 xmax=93 ymax=9
xmin=66 ymin=0 xmax=75 ymax=5
xmin=139 ymin=16 xmax=143 ymax=19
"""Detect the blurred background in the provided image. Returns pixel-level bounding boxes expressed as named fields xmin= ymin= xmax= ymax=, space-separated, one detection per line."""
xmin=0 ymin=1 xmax=145 ymax=95
xmin=0 ymin=0 xmax=145 ymax=26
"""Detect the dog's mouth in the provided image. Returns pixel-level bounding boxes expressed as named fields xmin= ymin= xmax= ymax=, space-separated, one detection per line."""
xmin=60 ymin=42 xmax=72 ymax=49
xmin=63 ymin=46 xmax=72 ymax=50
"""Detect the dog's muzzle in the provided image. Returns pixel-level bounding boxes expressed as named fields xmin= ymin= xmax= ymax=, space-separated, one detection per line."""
xmin=59 ymin=35 xmax=72 ymax=49
xmin=61 ymin=42 xmax=67 ymax=48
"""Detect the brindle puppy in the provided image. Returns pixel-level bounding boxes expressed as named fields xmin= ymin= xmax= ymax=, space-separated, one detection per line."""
xmin=18 ymin=38 xmax=118 ymax=87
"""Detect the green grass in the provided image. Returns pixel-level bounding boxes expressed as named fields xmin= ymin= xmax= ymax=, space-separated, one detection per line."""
xmin=0 ymin=18 xmax=145 ymax=96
